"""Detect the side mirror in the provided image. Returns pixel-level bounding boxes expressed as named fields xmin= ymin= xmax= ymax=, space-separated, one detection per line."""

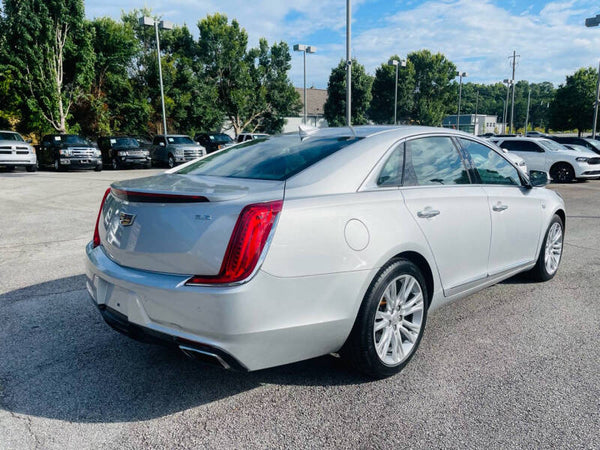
xmin=26 ymin=139 xmax=33 ymax=144
xmin=529 ymin=170 xmax=549 ymax=187
xmin=159 ymin=142 xmax=165 ymax=147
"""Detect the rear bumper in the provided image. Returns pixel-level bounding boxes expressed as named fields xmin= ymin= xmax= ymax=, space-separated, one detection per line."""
xmin=85 ymin=242 xmax=371 ymax=371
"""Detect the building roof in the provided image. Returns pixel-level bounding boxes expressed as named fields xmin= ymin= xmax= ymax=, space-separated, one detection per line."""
xmin=294 ymin=88 xmax=327 ymax=116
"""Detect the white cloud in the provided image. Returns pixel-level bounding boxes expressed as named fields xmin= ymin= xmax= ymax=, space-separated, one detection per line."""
xmin=85 ymin=0 xmax=600 ymax=88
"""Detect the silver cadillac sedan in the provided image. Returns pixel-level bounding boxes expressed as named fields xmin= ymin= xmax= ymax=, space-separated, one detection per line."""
xmin=86 ymin=126 xmax=565 ymax=378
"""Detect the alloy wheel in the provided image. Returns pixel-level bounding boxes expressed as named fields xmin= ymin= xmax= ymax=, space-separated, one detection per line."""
xmin=373 ymin=275 xmax=424 ymax=366
xmin=544 ymin=222 xmax=563 ymax=275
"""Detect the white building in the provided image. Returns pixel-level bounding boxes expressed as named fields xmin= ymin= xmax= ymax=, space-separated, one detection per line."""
xmin=442 ymin=114 xmax=498 ymax=135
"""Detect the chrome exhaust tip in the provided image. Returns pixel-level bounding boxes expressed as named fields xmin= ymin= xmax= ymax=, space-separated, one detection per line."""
xmin=179 ymin=345 xmax=231 ymax=370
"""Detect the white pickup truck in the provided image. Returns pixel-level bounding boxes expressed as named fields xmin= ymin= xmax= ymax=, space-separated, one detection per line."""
xmin=0 ymin=130 xmax=37 ymax=172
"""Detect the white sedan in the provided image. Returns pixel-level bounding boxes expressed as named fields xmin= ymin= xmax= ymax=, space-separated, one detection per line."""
xmin=86 ymin=127 xmax=565 ymax=378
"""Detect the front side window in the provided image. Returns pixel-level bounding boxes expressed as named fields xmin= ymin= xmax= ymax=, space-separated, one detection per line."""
xmin=404 ymin=136 xmax=470 ymax=186
xmin=377 ymin=144 xmax=404 ymax=186
xmin=459 ymin=139 xmax=521 ymax=186
xmin=178 ymin=135 xmax=361 ymax=181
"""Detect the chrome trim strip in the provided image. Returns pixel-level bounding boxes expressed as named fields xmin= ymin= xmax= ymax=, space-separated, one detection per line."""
xmin=444 ymin=260 xmax=534 ymax=297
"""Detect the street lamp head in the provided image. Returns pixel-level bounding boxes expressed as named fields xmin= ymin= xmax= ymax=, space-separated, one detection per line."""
xmin=159 ymin=20 xmax=174 ymax=30
xmin=585 ymin=14 xmax=600 ymax=27
xmin=306 ymin=46 xmax=316 ymax=54
xmin=139 ymin=16 xmax=155 ymax=27
xmin=456 ymin=71 xmax=467 ymax=77
xmin=293 ymin=44 xmax=307 ymax=52
xmin=389 ymin=59 xmax=399 ymax=66
xmin=400 ymin=59 xmax=407 ymax=67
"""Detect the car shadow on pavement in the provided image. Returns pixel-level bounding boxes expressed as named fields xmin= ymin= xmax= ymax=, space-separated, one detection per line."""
xmin=0 ymin=275 xmax=367 ymax=423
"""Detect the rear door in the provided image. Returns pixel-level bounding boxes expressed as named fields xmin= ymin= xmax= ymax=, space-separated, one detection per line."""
xmin=401 ymin=135 xmax=491 ymax=295
xmin=498 ymin=139 xmax=546 ymax=172
xmin=459 ymin=138 xmax=542 ymax=275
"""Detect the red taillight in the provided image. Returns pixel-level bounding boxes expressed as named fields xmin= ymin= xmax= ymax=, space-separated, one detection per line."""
xmin=186 ymin=200 xmax=283 ymax=285
xmin=92 ymin=188 xmax=111 ymax=248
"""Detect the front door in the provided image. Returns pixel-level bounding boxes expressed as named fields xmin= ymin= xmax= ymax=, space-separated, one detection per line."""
xmin=401 ymin=136 xmax=491 ymax=295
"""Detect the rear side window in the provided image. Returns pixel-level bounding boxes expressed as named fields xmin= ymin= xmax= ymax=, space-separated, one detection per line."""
xmin=178 ymin=135 xmax=362 ymax=181
xmin=500 ymin=140 xmax=542 ymax=152
xmin=459 ymin=139 xmax=521 ymax=186
xmin=377 ymin=144 xmax=404 ymax=186
xmin=404 ymin=136 xmax=470 ymax=186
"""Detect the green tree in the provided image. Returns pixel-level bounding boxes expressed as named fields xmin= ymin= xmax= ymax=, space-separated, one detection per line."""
xmin=550 ymin=67 xmax=597 ymax=135
xmin=3 ymin=0 xmax=94 ymax=133
xmin=408 ymin=50 xmax=456 ymax=126
xmin=369 ymin=56 xmax=415 ymax=124
xmin=198 ymin=14 xmax=299 ymax=136
xmin=324 ymin=59 xmax=373 ymax=126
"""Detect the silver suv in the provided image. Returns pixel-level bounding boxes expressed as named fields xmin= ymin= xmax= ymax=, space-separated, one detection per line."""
xmin=0 ymin=131 xmax=37 ymax=172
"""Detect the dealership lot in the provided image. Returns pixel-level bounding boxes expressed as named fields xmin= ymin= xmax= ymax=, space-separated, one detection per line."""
xmin=1 ymin=169 xmax=599 ymax=449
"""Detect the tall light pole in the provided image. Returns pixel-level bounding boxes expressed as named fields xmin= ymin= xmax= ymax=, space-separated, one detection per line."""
xmin=473 ymin=90 xmax=479 ymax=135
xmin=294 ymin=44 xmax=316 ymax=125
xmin=346 ymin=0 xmax=352 ymax=127
xmin=388 ymin=58 xmax=407 ymax=125
xmin=456 ymin=71 xmax=467 ymax=131
xmin=508 ymin=50 xmax=520 ymax=134
xmin=585 ymin=14 xmax=600 ymax=138
xmin=524 ymin=88 xmax=531 ymax=134
xmin=140 ymin=16 xmax=173 ymax=136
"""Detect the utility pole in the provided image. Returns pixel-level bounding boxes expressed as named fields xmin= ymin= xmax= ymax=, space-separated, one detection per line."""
xmin=346 ymin=0 xmax=352 ymax=127
xmin=524 ymin=88 xmax=531 ymax=134
xmin=503 ymin=79 xmax=511 ymax=134
xmin=509 ymin=50 xmax=520 ymax=134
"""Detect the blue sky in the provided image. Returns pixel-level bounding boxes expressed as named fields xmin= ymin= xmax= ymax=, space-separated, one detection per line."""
xmin=85 ymin=0 xmax=600 ymax=89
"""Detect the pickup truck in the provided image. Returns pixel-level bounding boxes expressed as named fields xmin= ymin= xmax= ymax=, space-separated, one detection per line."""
xmin=97 ymin=136 xmax=151 ymax=169
xmin=150 ymin=135 xmax=206 ymax=168
xmin=39 ymin=134 xmax=102 ymax=171
xmin=0 ymin=130 xmax=37 ymax=172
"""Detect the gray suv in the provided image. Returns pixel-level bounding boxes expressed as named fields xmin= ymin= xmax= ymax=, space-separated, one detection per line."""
xmin=150 ymin=135 xmax=206 ymax=168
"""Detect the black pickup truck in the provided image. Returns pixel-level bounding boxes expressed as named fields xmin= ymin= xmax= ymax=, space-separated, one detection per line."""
xmin=39 ymin=134 xmax=102 ymax=171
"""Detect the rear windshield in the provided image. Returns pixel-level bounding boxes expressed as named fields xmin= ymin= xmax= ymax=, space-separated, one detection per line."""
xmin=177 ymin=135 xmax=362 ymax=181
xmin=538 ymin=139 xmax=565 ymax=152
xmin=0 ymin=132 xmax=24 ymax=141
xmin=167 ymin=136 xmax=194 ymax=145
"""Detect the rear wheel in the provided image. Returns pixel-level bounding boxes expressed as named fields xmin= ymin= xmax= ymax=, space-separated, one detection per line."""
xmin=167 ymin=154 xmax=175 ymax=168
xmin=111 ymin=157 xmax=120 ymax=170
xmin=529 ymin=214 xmax=564 ymax=281
xmin=550 ymin=163 xmax=575 ymax=183
xmin=54 ymin=159 xmax=62 ymax=171
xmin=341 ymin=259 xmax=428 ymax=378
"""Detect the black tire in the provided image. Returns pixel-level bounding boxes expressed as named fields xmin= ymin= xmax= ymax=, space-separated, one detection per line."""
xmin=111 ymin=157 xmax=120 ymax=170
xmin=145 ymin=162 xmax=152 ymax=169
xmin=167 ymin=154 xmax=175 ymax=169
xmin=341 ymin=259 xmax=428 ymax=379
xmin=94 ymin=164 xmax=103 ymax=172
xmin=54 ymin=159 xmax=62 ymax=171
xmin=550 ymin=163 xmax=575 ymax=183
xmin=528 ymin=214 xmax=564 ymax=282
xmin=26 ymin=164 xmax=36 ymax=172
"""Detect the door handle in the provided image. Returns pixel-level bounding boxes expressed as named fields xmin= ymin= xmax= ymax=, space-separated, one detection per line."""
xmin=492 ymin=202 xmax=508 ymax=212
xmin=417 ymin=207 xmax=440 ymax=218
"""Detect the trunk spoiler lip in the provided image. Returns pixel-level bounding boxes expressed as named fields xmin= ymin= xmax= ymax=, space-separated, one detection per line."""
xmin=110 ymin=187 xmax=210 ymax=203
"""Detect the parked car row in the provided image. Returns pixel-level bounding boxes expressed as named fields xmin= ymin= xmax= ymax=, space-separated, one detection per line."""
xmin=0 ymin=130 xmax=256 ymax=172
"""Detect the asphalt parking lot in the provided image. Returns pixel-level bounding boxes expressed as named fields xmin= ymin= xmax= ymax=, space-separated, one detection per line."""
xmin=1 ymin=168 xmax=599 ymax=449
